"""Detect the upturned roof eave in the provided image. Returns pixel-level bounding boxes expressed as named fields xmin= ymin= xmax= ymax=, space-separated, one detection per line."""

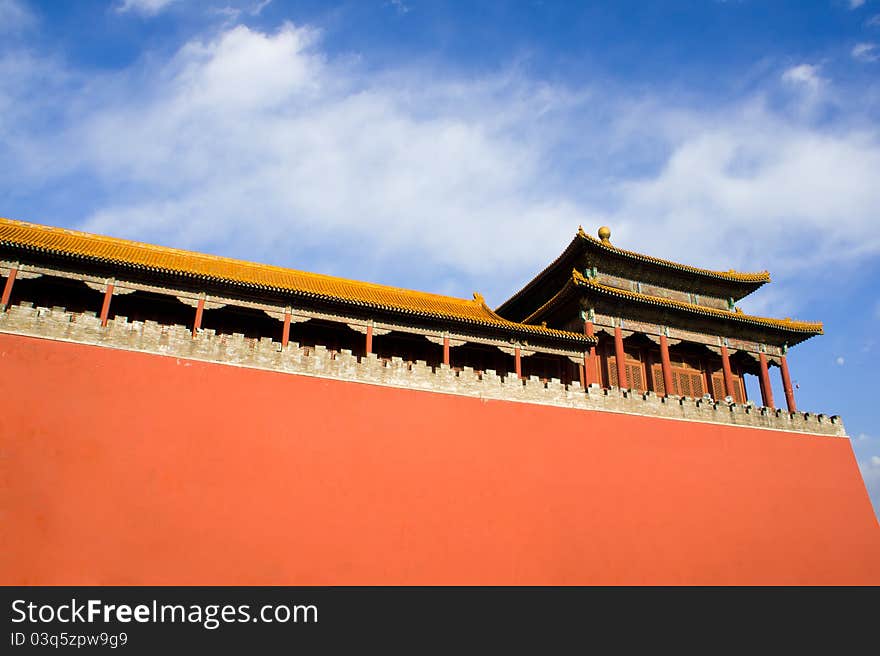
xmin=577 ymin=230 xmax=771 ymax=288
xmin=496 ymin=229 xmax=771 ymax=321
xmin=522 ymin=270 xmax=822 ymax=345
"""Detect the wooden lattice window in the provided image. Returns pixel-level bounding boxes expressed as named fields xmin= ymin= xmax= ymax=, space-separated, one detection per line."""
xmin=672 ymin=370 xmax=704 ymax=398
xmin=626 ymin=363 xmax=644 ymax=391
xmin=608 ymin=355 xmax=647 ymax=392
xmin=652 ymin=364 xmax=665 ymax=396
xmin=711 ymin=373 xmax=725 ymax=400
xmin=709 ymin=372 xmax=746 ymax=403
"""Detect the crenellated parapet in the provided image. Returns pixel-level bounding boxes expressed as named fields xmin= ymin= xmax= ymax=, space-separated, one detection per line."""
xmin=0 ymin=303 xmax=846 ymax=437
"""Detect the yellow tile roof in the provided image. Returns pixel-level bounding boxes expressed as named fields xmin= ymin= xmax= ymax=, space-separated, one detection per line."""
xmin=0 ymin=217 xmax=590 ymax=342
xmin=566 ymin=269 xmax=822 ymax=334
xmin=576 ymin=227 xmax=771 ymax=283
xmin=497 ymin=227 xmax=770 ymax=320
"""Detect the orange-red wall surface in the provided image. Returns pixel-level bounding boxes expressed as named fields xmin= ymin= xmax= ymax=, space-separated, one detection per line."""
xmin=1 ymin=333 xmax=878 ymax=585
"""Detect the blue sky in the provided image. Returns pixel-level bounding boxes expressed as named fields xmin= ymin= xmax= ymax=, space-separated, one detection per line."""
xmin=1 ymin=0 xmax=879 ymax=518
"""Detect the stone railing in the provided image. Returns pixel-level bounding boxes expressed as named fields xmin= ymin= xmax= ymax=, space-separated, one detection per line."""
xmin=0 ymin=303 xmax=846 ymax=437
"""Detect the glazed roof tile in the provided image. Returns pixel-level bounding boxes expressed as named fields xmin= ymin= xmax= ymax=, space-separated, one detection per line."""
xmin=576 ymin=227 xmax=771 ymax=283
xmin=521 ymin=268 xmax=821 ymax=339
xmin=496 ymin=228 xmax=770 ymax=320
xmin=564 ymin=270 xmax=822 ymax=335
xmin=0 ymin=217 xmax=591 ymax=343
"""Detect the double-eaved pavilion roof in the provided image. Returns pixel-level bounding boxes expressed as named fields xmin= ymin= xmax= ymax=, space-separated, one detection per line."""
xmin=497 ymin=227 xmax=771 ymax=323
xmin=0 ymin=217 xmax=590 ymax=345
xmin=495 ymin=226 xmax=822 ymax=347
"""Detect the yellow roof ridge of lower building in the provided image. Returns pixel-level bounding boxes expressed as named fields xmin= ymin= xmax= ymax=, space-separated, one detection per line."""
xmin=0 ymin=217 xmax=589 ymax=341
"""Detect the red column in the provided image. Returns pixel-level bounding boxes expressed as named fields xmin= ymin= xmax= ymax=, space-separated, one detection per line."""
xmin=614 ymin=325 xmax=628 ymax=389
xmin=659 ymin=334 xmax=674 ymax=397
xmin=281 ymin=309 xmax=291 ymax=347
xmin=99 ymin=283 xmax=114 ymax=327
xmin=758 ymin=352 xmax=774 ymax=409
xmin=365 ymin=324 xmax=373 ymax=355
xmin=515 ymin=346 xmax=522 ymax=380
xmin=192 ymin=297 xmax=205 ymax=338
xmin=780 ymin=355 xmax=796 ymax=413
xmin=720 ymin=345 xmax=735 ymax=400
xmin=443 ymin=336 xmax=450 ymax=366
xmin=1 ymin=266 xmax=17 ymax=310
xmin=584 ymin=321 xmax=597 ymax=386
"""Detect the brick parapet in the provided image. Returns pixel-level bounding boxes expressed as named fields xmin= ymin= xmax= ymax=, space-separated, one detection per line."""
xmin=0 ymin=303 xmax=846 ymax=437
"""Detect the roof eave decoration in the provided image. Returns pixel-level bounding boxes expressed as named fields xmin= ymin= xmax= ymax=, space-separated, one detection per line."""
xmin=0 ymin=217 xmax=593 ymax=345
xmin=568 ymin=269 xmax=822 ymax=336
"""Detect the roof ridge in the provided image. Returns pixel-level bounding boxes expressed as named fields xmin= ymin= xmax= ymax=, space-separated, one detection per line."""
xmin=0 ymin=217 xmax=483 ymax=306
xmin=578 ymin=230 xmax=771 ymax=283
xmin=0 ymin=216 xmax=592 ymax=342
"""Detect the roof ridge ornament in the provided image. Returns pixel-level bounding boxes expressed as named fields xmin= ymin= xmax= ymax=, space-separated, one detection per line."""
xmin=597 ymin=226 xmax=612 ymax=244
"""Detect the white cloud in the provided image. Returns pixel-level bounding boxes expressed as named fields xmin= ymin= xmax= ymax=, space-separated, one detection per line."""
xmin=868 ymin=14 xmax=880 ymax=26
xmin=387 ymin=0 xmax=411 ymax=14
xmin=852 ymin=42 xmax=880 ymax=62
xmin=611 ymin=106 xmax=880 ymax=277
xmin=2 ymin=21 xmax=880 ymax=304
xmin=252 ymin=0 xmax=272 ymax=15
xmin=116 ymin=0 xmax=177 ymax=16
xmin=3 ymin=23 xmax=598 ymax=295
xmin=850 ymin=0 xmax=866 ymax=9
xmin=836 ymin=356 xmax=846 ymax=366
xmin=781 ymin=64 xmax=823 ymax=93
xmin=213 ymin=0 xmax=273 ymax=23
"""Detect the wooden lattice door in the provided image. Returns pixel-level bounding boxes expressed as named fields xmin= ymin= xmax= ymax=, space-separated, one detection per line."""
xmin=608 ymin=351 xmax=647 ymax=392
xmin=710 ymin=371 xmax=746 ymax=403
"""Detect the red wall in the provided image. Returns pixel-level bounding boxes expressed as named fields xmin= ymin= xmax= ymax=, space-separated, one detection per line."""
xmin=1 ymin=333 xmax=878 ymax=585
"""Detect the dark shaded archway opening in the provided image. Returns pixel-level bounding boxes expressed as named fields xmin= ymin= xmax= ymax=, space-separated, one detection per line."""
xmin=200 ymin=304 xmax=282 ymax=341
xmin=291 ymin=318 xmax=364 ymax=356
xmin=372 ymin=331 xmax=442 ymax=368
xmin=108 ymin=289 xmax=195 ymax=329
xmin=8 ymin=275 xmax=104 ymax=316
xmin=450 ymin=343 xmax=512 ymax=378
xmin=522 ymin=352 xmax=576 ymax=385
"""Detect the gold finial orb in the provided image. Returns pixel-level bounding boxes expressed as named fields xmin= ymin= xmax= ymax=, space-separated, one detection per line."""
xmin=598 ymin=226 xmax=612 ymax=243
